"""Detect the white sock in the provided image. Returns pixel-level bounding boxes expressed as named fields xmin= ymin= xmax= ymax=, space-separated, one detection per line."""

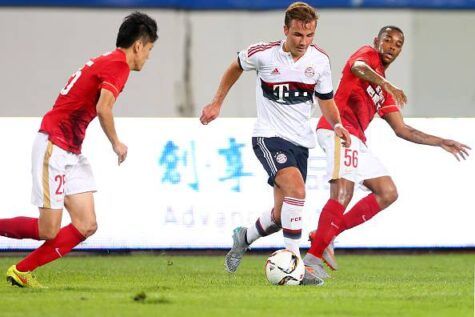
xmin=281 ymin=197 xmax=304 ymax=257
xmin=246 ymin=208 xmax=281 ymax=245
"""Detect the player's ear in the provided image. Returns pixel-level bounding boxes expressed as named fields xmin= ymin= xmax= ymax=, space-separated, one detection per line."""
xmin=133 ymin=40 xmax=143 ymax=53
xmin=373 ymin=36 xmax=379 ymax=48
xmin=283 ymin=25 xmax=289 ymax=36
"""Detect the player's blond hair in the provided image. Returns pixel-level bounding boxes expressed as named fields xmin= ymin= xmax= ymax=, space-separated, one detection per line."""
xmin=284 ymin=2 xmax=318 ymax=27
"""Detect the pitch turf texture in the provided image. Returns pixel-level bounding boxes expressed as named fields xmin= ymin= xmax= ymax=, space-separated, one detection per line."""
xmin=0 ymin=253 xmax=473 ymax=317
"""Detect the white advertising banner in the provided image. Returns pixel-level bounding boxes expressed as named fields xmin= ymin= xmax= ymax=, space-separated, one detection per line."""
xmin=0 ymin=117 xmax=473 ymax=250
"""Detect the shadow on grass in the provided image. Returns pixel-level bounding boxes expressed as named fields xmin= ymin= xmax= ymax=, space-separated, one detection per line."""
xmin=133 ymin=291 xmax=172 ymax=305
xmin=56 ymin=284 xmax=171 ymax=293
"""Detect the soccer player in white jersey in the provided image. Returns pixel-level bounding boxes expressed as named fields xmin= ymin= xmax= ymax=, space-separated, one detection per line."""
xmin=200 ymin=2 xmax=351 ymax=285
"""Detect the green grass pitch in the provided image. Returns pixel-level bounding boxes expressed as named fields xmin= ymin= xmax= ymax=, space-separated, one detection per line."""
xmin=0 ymin=253 xmax=473 ymax=317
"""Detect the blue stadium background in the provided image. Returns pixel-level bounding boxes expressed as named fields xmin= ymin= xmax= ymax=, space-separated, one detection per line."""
xmin=0 ymin=0 xmax=474 ymax=9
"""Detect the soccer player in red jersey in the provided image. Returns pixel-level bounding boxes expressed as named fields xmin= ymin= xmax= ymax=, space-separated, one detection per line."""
xmin=0 ymin=12 xmax=158 ymax=288
xmin=304 ymin=26 xmax=471 ymax=278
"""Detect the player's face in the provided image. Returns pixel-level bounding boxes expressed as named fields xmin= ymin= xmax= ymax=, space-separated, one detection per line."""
xmin=283 ymin=19 xmax=316 ymax=58
xmin=375 ymin=28 xmax=404 ymax=67
xmin=134 ymin=40 xmax=154 ymax=71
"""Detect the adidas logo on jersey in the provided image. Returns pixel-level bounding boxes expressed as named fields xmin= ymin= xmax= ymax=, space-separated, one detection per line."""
xmin=271 ymin=68 xmax=280 ymax=75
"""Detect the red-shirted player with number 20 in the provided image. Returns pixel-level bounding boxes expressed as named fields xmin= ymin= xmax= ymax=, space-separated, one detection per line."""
xmin=303 ymin=26 xmax=471 ymax=280
xmin=0 ymin=12 xmax=158 ymax=288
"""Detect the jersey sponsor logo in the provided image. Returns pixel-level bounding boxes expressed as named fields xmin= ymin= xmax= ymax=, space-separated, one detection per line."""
xmin=275 ymin=152 xmax=287 ymax=164
xmin=304 ymin=67 xmax=315 ymax=78
xmin=260 ymin=79 xmax=315 ymax=105
xmin=273 ymin=83 xmax=292 ymax=103
xmin=271 ymin=68 xmax=280 ymax=75
xmin=366 ymin=85 xmax=386 ymax=110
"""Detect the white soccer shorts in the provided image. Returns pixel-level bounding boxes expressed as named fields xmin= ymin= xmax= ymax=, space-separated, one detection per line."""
xmin=31 ymin=133 xmax=97 ymax=209
xmin=317 ymin=129 xmax=389 ymax=185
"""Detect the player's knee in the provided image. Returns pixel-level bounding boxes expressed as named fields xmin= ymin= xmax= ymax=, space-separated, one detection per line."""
xmin=76 ymin=221 xmax=98 ymax=238
xmin=39 ymin=226 xmax=60 ymax=240
xmin=381 ymin=187 xmax=398 ymax=206
xmin=84 ymin=221 xmax=98 ymax=238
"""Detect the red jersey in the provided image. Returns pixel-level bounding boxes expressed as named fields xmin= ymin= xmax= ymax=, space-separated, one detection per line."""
xmin=317 ymin=45 xmax=399 ymax=143
xmin=40 ymin=49 xmax=130 ymax=154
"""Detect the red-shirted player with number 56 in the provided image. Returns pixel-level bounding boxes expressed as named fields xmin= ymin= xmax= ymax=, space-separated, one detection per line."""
xmin=0 ymin=12 xmax=158 ymax=288
xmin=303 ymin=26 xmax=471 ymax=280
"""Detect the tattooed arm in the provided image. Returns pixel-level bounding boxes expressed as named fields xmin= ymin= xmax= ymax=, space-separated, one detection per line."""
xmin=384 ymin=111 xmax=471 ymax=161
xmin=351 ymin=60 xmax=407 ymax=107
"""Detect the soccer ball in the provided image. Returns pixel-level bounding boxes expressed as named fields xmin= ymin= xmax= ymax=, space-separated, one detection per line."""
xmin=265 ymin=249 xmax=305 ymax=285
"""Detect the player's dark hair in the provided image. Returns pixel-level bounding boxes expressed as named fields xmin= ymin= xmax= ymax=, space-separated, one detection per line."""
xmin=284 ymin=2 xmax=318 ymax=27
xmin=116 ymin=12 xmax=158 ymax=48
xmin=378 ymin=25 xmax=404 ymax=38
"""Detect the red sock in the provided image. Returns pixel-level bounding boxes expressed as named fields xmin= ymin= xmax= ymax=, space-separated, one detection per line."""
xmin=0 ymin=217 xmax=39 ymax=240
xmin=308 ymin=199 xmax=345 ymax=258
xmin=337 ymin=194 xmax=381 ymax=235
xmin=16 ymin=224 xmax=85 ymax=272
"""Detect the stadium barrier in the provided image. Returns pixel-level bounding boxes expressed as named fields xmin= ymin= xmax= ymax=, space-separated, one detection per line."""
xmin=0 ymin=0 xmax=474 ymax=9
xmin=0 ymin=117 xmax=473 ymax=250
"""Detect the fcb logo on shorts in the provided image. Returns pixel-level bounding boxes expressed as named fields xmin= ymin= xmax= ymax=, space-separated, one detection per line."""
xmin=304 ymin=67 xmax=315 ymax=78
xmin=275 ymin=153 xmax=287 ymax=164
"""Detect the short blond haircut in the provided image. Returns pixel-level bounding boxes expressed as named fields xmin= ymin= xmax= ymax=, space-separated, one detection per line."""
xmin=284 ymin=2 xmax=318 ymax=27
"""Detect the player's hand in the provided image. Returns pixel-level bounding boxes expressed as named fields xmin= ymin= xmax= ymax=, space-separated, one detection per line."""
xmin=113 ymin=141 xmax=128 ymax=165
xmin=382 ymin=81 xmax=407 ymax=108
xmin=334 ymin=124 xmax=352 ymax=148
xmin=440 ymin=139 xmax=471 ymax=161
xmin=200 ymin=102 xmax=221 ymax=125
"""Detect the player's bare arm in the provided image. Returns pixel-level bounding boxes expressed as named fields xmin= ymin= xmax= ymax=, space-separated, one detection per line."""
xmin=384 ymin=111 xmax=471 ymax=161
xmin=317 ymin=98 xmax=351 ymax=147
xmin=200 ymin=60 xmax=243 ymax=125
xmin=96 ymin=88 xmax=128 ymax=165
xmin=351 ymin=61 xmax=407 ymax=107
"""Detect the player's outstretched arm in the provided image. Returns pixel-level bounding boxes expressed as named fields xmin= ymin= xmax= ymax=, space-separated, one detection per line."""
xmin=351 ymin=61 xmax=407 ymax=107
xmin=384 ymin=111 xmax=471 ymax=161
xmin=317 ymin=98 xmax=351 ymax=147
xmin=96 ymin=88 xmax=128 ymax=165
xmin=200 ymin=60 xmax=243 ymax=125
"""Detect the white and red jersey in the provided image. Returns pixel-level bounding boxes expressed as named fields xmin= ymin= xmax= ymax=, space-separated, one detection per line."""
xmin=40 ymin=49 xmax=130 ymax=154
xmin=317 ymin=45 xmax=399 ymax=143
xmin=238 ymin=40 xmax=333 ymax=149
